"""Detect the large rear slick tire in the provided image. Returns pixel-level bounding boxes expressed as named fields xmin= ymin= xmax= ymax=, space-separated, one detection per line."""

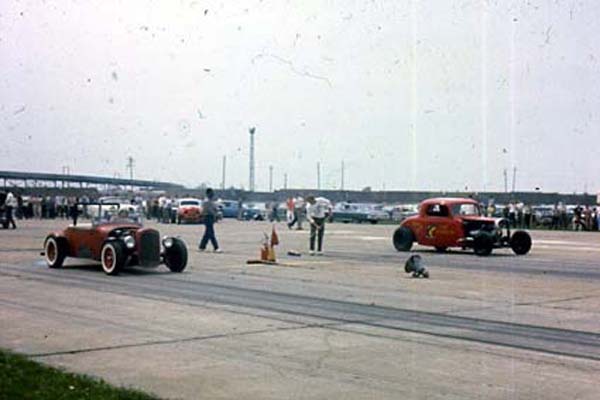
xmin=44 ymin=235 xmax=68 ymax=268
xmin=510 ymin=230 xmax=532 ymax=255
xmin=164 ymin=238 xmax=188 ymax=273
xmin=101 ymin=241 xmax=126 ymax=275
xmin=473 ymin=233 xmax=493 ymax=256
xmin=393 ymin=226 xmax=414 ymax=252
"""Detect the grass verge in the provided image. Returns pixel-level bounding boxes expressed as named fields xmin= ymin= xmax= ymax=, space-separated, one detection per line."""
xmin=0 ymin=349 xmax=159 ymax=400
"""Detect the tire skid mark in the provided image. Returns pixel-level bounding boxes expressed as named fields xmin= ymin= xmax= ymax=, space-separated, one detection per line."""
xmin=2 ymin=263 xmax=600 ymax=362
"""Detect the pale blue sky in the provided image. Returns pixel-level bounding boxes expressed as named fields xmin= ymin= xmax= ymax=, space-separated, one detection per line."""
xmin=1 ymin=1 xmax=598 ymax=193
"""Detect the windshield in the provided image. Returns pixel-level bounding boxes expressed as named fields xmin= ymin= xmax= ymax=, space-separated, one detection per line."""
xmin=180 ymin=201 xmax=200 ymax=206
xmin=451 ymin=203 xmax=482 ymax=217
xmin=90 ymin=204 xmax=142 ymax=226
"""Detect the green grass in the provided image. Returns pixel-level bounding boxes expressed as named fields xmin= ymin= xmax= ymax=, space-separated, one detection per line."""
xmin=0 ymin=349 xmax=159 ymax=400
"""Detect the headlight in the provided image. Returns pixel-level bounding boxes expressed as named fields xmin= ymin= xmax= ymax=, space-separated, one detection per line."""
xmin=163 ymin=237 xmax=174 ymax=248
xmin=123 ymin=235 xmax=135 ymax=249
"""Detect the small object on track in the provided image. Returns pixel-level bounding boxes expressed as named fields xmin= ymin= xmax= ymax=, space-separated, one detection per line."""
xmin=404 ymin=254 xmax=429 ymax=278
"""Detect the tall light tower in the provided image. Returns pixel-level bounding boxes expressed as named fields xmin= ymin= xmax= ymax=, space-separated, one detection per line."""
xmin=317 ymin=162 xmax=321 ymax=190
xmin=249 ymin=127 xmax=256 ymax=192
xmin=126 ymin=156 xmax=135 ymax=181
xmin=126 ymin=156 xmax=135 ymax=191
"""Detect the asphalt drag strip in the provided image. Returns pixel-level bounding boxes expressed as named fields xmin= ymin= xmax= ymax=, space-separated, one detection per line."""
xmin=2 ymin=262 xmax=600 ymax=362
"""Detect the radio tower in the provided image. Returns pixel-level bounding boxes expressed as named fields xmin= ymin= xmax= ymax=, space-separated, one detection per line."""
xmin=249 ymin=127 xmax=256 ymax=192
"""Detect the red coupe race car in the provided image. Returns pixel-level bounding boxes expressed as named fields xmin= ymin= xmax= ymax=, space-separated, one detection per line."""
xmin=392 ymin=197 xmax=532 ymax=256
xmin=42 ymin=203 xmax=188 ymax=275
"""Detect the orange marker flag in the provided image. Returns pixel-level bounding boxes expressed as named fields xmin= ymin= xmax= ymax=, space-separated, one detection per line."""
xmin=271 ymin=225 xmax=280 ymax=247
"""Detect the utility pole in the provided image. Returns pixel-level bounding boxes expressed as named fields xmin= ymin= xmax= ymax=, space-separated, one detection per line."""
xmin=62 ymin=166 xmax=70 ymax=188
xmin=126 ymin=156 xmax=135 ymax=181
xmin=221 ymin=155 xmax=226 ymax=190
xmin=512 ymin=166 xmax=517 ymax=193
xmin=126 ymin=156 xmax=135 ymax=192
xmin=341 ymin=160 xmax=345 ymax=191
xmin=249 ymin=127 xmax=256 ymax=192
xmin=284 ymin=173 xmax=288 ymax=190
xmin=269 ymin=165 xmax=274 ymax=192
xmin=503 ymin=168 xmax=508 ymax=193
xmin=317 ymin=162 xmax=321 ymax=191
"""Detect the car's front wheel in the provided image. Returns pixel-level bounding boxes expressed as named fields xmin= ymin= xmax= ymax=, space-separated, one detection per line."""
xmin=164 ymin=238 xmax=188 ymax=273
xmin=393 ymin=226 xmax=414 ymax=251
xmin=101 ymin=241 xmax=126 ymax=275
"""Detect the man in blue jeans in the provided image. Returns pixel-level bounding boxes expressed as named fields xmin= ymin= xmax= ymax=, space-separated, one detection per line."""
xmin=199 ymin=188 xmax=222 ymax=253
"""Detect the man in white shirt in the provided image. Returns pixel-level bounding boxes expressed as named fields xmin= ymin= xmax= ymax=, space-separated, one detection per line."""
xmin=306 ymin=195 xmax=328 ymax=255
xmin=4 ymin=191 xmax=17 ymax=229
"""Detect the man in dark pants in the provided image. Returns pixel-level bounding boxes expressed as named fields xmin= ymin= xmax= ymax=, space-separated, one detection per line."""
xmin=199 ymin=188 xmax=221 ymax=253
xmin=306 ymin=195 xmax=326 ymax=255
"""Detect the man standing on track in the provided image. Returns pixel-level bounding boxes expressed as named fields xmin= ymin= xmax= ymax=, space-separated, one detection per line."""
xmin=199 ymin=188 xmax=221 ymax=253
xmin=306 ymin=195 xmax=327 ymax=256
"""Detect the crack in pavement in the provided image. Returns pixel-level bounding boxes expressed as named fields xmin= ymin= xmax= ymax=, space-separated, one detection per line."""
xmin=27 ymin=321 xmax=351 ymax=359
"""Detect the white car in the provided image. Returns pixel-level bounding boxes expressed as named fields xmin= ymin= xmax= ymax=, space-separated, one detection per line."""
xmin=175 ymin=198 xmax=203 ymax=224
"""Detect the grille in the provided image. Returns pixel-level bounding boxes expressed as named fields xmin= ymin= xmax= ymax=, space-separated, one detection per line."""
xmin=138 ymin=229 xmax=160 ymax=266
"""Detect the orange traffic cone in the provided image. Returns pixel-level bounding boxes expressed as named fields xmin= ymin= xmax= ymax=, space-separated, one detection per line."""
xmin=270 ymin=225 xmax=279 ymax=247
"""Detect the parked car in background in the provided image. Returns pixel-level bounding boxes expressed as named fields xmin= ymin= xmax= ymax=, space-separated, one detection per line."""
xmin=533 ymin=205 xmax=554 ymax=228
xmin=331 ymin=202 xmax=390 ymax=224
xmin=218 ymin=199 xmax=241 ymax=218
xmin=176 ymin=198 xmax=203 ymax=224
xmin=389 ymin=204 xmax=419 ymax=222
xmin=242 ymin=202 xmax=268 ymax=221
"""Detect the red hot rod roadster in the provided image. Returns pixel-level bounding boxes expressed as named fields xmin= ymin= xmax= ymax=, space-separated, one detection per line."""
xmin=42 ymin=203 xmax=188 ymax=275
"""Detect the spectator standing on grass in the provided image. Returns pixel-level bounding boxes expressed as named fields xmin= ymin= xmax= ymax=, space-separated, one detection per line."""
xmin=4 ymin=191 xmax=17 ymax=229
xmin=306 ymin=195 xmax=327 ymax=255
xmin=199 ymin=188 xmax=221 ymax=253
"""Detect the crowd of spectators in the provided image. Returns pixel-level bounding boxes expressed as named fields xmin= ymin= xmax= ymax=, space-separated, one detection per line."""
xmin=485 ymin=200 xmax=599 ymax=231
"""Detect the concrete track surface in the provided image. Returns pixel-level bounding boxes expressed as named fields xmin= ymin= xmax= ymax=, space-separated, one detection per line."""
xmin=1 ymin=219 xmax=599 ymax=399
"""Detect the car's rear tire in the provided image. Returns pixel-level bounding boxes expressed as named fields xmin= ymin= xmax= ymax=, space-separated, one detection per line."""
xmin=44 ymin=235 xmax=67 ymax=268
xmin=393 ymin=226 xmax=414 ymax=251
xmin=510 ymin=230 xmax=532 ymax=255
xmin=101 ymin=241 xmax=126 ymax=275
xmin=164 ymin=238 xmax=188 ymax=273
xmin=473 ymin=233 xmax=493 ymax=256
